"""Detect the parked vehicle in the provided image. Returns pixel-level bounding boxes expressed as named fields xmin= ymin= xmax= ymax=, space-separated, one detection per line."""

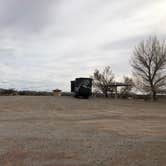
xmin=71 ymin=78 xmax=93 ymax=98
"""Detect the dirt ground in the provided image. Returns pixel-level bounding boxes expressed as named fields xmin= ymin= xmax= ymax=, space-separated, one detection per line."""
xmin=0 ymin=96 xmax=166 ymax=166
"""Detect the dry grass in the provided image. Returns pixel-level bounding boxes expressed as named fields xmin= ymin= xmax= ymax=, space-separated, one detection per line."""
xmin=0 ymin=96 xmax=166 ymax=166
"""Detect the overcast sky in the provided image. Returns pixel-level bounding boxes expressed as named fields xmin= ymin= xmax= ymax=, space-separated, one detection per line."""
xmin=0 ymin=0 xmax=166 ymax=91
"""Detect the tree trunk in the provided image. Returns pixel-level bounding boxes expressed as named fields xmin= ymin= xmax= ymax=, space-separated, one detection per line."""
xmin=152 ymin=90 xmax=157 ymax=101
xmin=105 ymin=91 xmax=108 ymax=98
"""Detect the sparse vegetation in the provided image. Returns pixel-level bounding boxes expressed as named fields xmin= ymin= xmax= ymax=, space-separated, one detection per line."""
xmin=120 ymin=76 xmax=134 ymax=98
xmin=92 ymin=66 xmax=114 ymax=98
xmin=0 ymin=89 xmax=52 ymax=96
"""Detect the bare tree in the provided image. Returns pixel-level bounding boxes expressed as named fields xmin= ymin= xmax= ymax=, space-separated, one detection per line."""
xmin=92 ymin=66 xmax=114 ymax=97
xmin=131 ymin=36 xmax=166 ymax=100
xmin=120 ymin=76 xmax=134 ymax=97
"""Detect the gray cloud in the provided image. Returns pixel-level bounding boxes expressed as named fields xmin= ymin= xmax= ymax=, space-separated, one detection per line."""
xmin=0 ymin=0 xmax=59 ymax=33
xmin=0 ymin=0 xmax=166 ymax=91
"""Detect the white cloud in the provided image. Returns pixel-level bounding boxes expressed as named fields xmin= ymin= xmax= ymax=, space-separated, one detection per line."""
xmin=0 ymin=0 xmax=166 ymax=91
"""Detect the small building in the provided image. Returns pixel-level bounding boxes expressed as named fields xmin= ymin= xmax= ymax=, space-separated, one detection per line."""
xmin=53 ymin=89 xmax=62 ymax=96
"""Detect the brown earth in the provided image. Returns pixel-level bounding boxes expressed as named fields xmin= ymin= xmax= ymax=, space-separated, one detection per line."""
xmin=0 ymin=96 xmax=166 ymax=166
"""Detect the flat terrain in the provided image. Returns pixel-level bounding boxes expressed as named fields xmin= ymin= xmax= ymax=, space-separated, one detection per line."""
xmin=0 ymin=96 xmax=166 ymax=166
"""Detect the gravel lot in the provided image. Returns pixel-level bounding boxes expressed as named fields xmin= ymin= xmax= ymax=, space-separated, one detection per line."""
xmin=0 ymin=96 xmax=166 ymax=166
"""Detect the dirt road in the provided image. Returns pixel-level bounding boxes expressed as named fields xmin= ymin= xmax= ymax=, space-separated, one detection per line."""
xmin=0 ymin=96 xmax=165 ymax=166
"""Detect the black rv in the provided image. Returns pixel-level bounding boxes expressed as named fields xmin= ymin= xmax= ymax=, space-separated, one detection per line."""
xmin=71 ymin=78 xmax=93 ymax=98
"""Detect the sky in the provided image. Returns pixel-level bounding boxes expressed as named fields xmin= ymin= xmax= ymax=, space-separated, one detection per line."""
xmin=0 ymin=0 xmax=166 ymax=91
